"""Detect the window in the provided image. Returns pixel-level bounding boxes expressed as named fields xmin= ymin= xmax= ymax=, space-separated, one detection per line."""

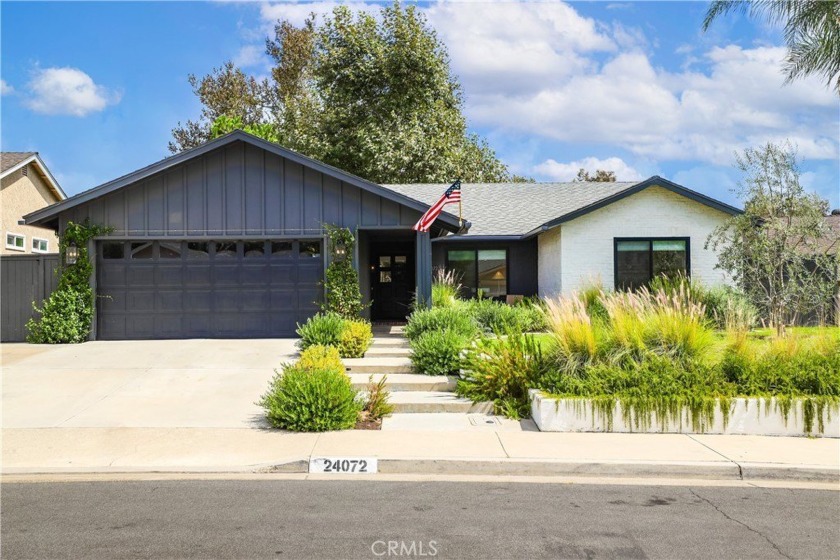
xmin=271 ymin=241 xmax=292 ymax=258
xmin=214 ymin=241 xmax=237 ymax=258
xmin=159 ymin=242 xmax=183 ymax=259
xmin=5 ymin=233 xmax=25 ymax=251
xmin=299 ymin=241 xmax=321 ymax=259
xmin=446 ymin=248 xmax=508 ymax=300
xmin=187 ymin=242 xmax=209 ymax=260
xmin=131 ymin=242 xmax=154 ymax=259
xmin=244 ymin=241 xmax=265 ymax=258
xmin=32 ymin=238 xmax=49 ymax=253
xmin=615 ymin=238 xmax=689 ymax=290
xmin=102 ymin=242 xmax=125 ymax=259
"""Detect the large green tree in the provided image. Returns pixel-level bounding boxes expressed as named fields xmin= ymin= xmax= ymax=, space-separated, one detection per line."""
xmin=171 ymin=2 xmax=513 ymax=183
xmin=703 ymin=1 xmax=840 ymax=93
xmin=706 ymin=142 xmax=837 ymax=334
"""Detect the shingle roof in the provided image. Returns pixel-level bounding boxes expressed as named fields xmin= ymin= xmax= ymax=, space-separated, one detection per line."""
xmin=1 ymin=152 xmax=36 ymax=173
xmin=385 ymin=181 xmax=637 ymax=236
xmin=385 ymin=176 xmax=743 ymax=238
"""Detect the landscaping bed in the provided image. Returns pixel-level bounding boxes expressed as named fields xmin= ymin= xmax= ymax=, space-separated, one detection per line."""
xmin=405 ymin=275 xmax=840 ymax=436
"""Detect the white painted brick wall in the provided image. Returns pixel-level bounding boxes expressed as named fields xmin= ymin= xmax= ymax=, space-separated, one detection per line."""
xmin=537 ymin=185 xmax=731 ymax=296
xmin=537 ymin=227 xmax=563 ymax=296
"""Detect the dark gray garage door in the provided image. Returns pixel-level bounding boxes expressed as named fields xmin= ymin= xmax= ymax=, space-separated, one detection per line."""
xmin=96 ymin=239 xmax=323 ymax=339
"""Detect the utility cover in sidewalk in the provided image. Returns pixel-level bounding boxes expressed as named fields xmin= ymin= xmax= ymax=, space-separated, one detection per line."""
xmin=469 ymin=415 xmax=502 ymax=427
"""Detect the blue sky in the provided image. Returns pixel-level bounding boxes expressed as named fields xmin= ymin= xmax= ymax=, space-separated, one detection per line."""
xmin=2 ymin=1 xmax=838 ymax=208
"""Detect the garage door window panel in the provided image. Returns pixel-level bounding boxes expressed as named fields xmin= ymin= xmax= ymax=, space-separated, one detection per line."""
xmin=131 ymin=242 xmax=155 ymax=259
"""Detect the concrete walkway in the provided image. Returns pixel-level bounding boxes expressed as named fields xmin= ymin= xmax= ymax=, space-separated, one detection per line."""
xmin=4 ymin=426 xmax=838 ymax=482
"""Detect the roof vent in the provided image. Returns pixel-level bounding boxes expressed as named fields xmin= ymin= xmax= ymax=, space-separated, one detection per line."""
xmin=832 ymin=209 xmax=840 ymax=216
xmin=21 ymin=166 xmax=28 ymax=177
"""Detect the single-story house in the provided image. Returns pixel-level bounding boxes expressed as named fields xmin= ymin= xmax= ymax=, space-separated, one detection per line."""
xmin=25 ymin=131 xmax=742 ymax=340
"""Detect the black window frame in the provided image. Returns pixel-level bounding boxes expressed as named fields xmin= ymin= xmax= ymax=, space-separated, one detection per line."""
xmin=445 ymin=247 xmax=510 ymax=300
xmin=613 ymin=237 xmax=691 ymax=290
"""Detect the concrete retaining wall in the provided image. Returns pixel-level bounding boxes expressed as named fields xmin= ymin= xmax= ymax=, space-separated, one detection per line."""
xmin=529 ymin=390 xmax=840 ymax=438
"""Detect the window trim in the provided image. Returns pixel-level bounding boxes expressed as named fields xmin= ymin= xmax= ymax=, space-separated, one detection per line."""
xmin=32 ymin=237 xmax=49 ymax=254
xmin=613 ymin=237 xmax=691 ymax=290
xmin=5 ymin=232 xmax=26 ymax=252
xmin=444 ymin=246 xmax=510 ymax=299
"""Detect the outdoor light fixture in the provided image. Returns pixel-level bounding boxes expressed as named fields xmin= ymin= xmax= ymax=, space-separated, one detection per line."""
xmin=334 ymin=242 xmax=347 ymax=261
xmin=65 ymin=242 xmax=79 ymax=266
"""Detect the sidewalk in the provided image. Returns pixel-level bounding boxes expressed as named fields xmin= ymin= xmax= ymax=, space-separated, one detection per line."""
xmin=3 ymin=426 xmax=839 ymax=482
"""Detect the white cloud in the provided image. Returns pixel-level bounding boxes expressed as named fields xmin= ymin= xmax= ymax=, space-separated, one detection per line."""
xmin=0 ymin=79 xmax=13 ymax=95
xmin=25 ymin=67 xmax=120 ymax=116
xmin=533 ymin=156 xmax=643 ymax=182
xmin=233 ymin=44 xmax=266 ymax=68
xmin=425 ymin=1 xmax=614 ymax=97
xmin=260 ymin=1 xmax=380 ymax=28
xmin=254 ymin=1 xmax=837 ymax=169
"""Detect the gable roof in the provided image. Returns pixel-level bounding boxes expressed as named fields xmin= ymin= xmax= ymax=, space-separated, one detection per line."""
xmin=23 ymin=131 xmax=463 ymax=232
xmin=1 ymin=152 xmax=66 ymax=200
xmin=385 ymin=176 xmax=742 ymax=239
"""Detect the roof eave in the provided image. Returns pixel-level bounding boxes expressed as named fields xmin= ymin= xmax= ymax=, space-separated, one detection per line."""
xmin=1 ymin=154 xmax=66 ymax=201
xmin=522 ymin=175 xmax=743 ymax=239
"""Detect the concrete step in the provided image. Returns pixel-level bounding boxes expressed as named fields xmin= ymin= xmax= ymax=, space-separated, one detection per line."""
xmin=372 ymin=325 xmax=405 ymax=336
xmin=364 ymin=346 xmax=411 ymax=358
xmin=370 ymin=338 xmax=410 ymax=348
xmin=344 ymin=357 xmax=412 ymax=374
xmin=349 ymin=373 xmax=457 ymax=392
xmin=389 ymin=391 xmax=493 ymax=414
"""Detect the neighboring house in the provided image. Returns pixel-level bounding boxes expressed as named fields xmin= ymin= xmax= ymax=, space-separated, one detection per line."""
xmin=24 ymin=131 xmax=741 ymax=340
xmin=1 ymin=152 xmax=66 ymax=255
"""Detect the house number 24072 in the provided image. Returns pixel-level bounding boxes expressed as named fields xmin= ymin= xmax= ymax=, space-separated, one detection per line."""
xmin=309 ymin=457 xmax=378 ymax=474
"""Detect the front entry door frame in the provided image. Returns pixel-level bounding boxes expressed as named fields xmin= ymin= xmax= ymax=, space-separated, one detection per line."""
xmin=369 ymin=241 xmax=415 ymax=321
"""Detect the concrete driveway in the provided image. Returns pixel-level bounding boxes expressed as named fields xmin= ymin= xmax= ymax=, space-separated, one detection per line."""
xmin=2 ymin=339 xmax=298 ymax=429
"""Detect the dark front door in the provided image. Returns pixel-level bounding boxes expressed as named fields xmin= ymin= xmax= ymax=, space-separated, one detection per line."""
xmin=370 ymin=245 xmax=414 ymax=321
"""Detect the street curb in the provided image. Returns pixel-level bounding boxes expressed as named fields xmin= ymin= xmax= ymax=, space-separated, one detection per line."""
xmin=4 ymin=460 xmax=838 ymax=483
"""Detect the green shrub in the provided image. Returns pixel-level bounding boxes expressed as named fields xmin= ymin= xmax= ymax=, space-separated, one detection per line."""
xmin=360 ymin=374 xmax=394 ymax=421
xmin=322 ymin=225 xmax=367 ymax=318
xmin=457 ymin=331 xmax=550 ymax=419
xmin=338 ymin=320 xmax=373 ymax=358
xmin=410 ymin=329 xmax=470 ymax=376
xmin=463 ymin=299 xmax=548 ymax=333
xmin=539 ymin=354 xmax=734 ymax=431
xmin=721 ymin=335 xmax=840 ymax=397
xmin=26 ymin=220 xmax=112 ymax=344
xmin=258 ymin=363 xmax=361 ymax=432
xmin=297 ymin=312 xmax=346 ymax=349
xmin=404 ymin=306 xmax=479 ymax=342
xmin=26 ymin=286 xmax=92 ymax=344
xmin=298 ymin=345 xmax=344 ymax=374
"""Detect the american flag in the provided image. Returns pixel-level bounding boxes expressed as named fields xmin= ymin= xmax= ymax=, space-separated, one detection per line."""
xmin=413 ymin=180 xmax=461 ymax=232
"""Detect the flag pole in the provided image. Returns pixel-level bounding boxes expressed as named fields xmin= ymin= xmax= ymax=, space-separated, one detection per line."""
xmin=458 ymin=179 xmax=463 ymax=227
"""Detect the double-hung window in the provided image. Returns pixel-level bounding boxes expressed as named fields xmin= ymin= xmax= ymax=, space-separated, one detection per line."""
xmin=614 ymin=238 xmax=689 ymax=290
xmin=446 ymin=248 xmax=508 ymax=300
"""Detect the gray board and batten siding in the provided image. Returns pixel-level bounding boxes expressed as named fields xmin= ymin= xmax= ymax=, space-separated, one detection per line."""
xmin=25 ymin=134 xmax=458 ymax=339
xmin=52 ymin=140 xmax=430 ymax=239
xmin=1 ymin=254 xmax=60 ymax=342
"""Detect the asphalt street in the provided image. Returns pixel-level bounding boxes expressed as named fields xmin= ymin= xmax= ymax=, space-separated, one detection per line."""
xmin=2 ymin=479 xmax=838 ymax=559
